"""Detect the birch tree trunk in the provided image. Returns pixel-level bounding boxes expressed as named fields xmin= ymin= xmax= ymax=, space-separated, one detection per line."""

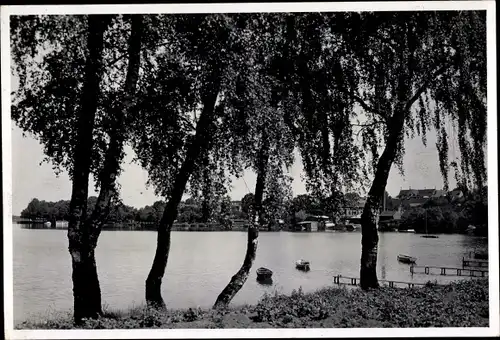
xmin=67 ymin=15 xmax=110 ymax=322
xmin=86 ymin=15 xmax=143 ymax=247
xmin=213 ymin=135 xmax=269 ymax=309
xmin=145 ymin=68 xmax=222 ymax=308
xmin=67 ymin=15 xmax=142 ymax=322
xmin=359 ymin=115 xmax=404 ymax=289
xmin=360 ymin=23 xmax=412 ymax=290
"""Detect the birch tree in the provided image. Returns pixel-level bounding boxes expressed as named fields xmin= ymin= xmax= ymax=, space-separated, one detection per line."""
xmin=11 ymin=14 xmax=144 ymax=321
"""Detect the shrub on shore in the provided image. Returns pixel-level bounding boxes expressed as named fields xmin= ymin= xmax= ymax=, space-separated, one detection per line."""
xmin=17 ymin=279 xmax=488 ymax=329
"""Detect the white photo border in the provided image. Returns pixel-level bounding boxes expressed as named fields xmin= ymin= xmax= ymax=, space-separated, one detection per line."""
xmin=2 ymin=1 xmax=498 ymax=339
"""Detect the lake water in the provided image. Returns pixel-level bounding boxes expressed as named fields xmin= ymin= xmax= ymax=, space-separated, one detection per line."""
xmin=12 ymin=224 xmax=487 ymax=324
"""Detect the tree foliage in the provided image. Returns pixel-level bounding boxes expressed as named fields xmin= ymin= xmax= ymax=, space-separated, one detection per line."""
xmin=11 ymin=15 xmax=138 ymax=185
xmin=337 ymin=11 xmax=486 ymax=191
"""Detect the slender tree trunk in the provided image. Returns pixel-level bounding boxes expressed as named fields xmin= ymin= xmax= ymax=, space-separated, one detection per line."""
xmin=360 ymin=24 xmax=412 ymax=289
xmin=87 ymin=15 xmax=143 ymax=247
xmin=360 ymin=110 xmax=408 ymax=289
xmin=213 ymin=135 xmax=269 ymax=309
xmin=145 ymin=67 xmax=222 ymax=308
xmin=67 ymin=15 xmax=142 ymax=322
xmin=67 ymin=15 xmax=110 ymax=323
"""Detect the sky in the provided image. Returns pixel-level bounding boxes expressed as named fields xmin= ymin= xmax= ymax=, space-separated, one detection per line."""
xmin=10 ymin=122 xmax=458 ymax=216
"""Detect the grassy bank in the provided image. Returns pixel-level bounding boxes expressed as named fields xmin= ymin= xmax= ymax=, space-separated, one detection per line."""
xmin=18 ymin=279 xmax=488 ymax=329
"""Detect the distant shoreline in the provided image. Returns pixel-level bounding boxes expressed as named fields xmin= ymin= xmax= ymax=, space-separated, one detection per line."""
xmin=12 ymin=217 xmax=488 ymax=236
xmin=15 ymin=224 xmax=489 ymax=236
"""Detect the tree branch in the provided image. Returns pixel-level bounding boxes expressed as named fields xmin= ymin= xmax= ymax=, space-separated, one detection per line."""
xmin=404 ymin=63 xmax=451 ymax=112
xmin=352 ymin=119 xmax=385 ymax=128
xmin=351 ymin=94 xmax=382 ymax=117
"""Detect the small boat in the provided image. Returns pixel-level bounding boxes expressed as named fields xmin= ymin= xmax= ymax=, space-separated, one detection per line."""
xmin=256 ymin=267 xmax=273 ymax=281
xmin=295 ymin=259 xmax=311 ymax=271
xmin=397 ymin=254 xmax=417 ymax=264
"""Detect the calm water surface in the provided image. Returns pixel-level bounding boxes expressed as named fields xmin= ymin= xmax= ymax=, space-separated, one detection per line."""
xmin=13 ymin=224 xmax=487 ymax=323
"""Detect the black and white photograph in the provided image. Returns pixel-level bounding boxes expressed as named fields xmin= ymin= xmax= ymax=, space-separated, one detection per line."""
xmin=1 ymin=2 xmax=498 ymax=339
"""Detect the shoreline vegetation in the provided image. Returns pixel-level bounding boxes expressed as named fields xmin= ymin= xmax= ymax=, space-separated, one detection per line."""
xmin=14 ymin=185 xmax=488 ymax=236
xmin=17 ymin=279 xmax=488 ymax=329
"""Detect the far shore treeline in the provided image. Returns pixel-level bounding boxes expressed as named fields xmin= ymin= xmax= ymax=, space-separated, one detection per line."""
xmin=16 ymin=185 xmax=488 ymax=235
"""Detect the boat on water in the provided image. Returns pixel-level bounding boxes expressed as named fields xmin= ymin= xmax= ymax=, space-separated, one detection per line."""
xmin=397 ymin=254 xmax=417 ymax=264
xmin=295 ymin=259 xmax=311 ymax=271
xmin=256 ymin=267 xmax=273 ymax=282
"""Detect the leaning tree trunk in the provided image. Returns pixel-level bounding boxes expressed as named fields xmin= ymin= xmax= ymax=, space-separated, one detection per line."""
xmin=360 ymin=108 xmax=408 ymax=289
xmin=67 ymin=15 xmax=111 ymax=323
xmin=145 ymin=68 xmax=221 ymax=308
xmin=86 ymin=14 xmax=143 ymax=246
xmin=68 ymin=15 xmax=142 ymax=323
xmin=360 ymin=26 xmax=412 ymax=289
xmin=213 ymin=136 xmax=269 ymax=309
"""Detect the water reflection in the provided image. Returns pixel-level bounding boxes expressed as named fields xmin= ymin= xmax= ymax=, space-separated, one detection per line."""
xmin=256 ymin=277 xmax=273 ymax=286
xmin=379 ymin=233 xmax=387 ymax=280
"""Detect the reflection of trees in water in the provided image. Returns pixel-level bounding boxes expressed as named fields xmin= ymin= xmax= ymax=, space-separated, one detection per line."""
xmin=379 ymin=233 xmax=387 ymax=280
xmin=462 ymin=236 xmax=488 ymax=257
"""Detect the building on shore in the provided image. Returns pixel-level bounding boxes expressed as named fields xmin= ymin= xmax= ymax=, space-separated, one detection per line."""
xmin=397 ymin=188 xmax=447 ymax=200
xmin=342 ymin=197 xmax=366 ymax=218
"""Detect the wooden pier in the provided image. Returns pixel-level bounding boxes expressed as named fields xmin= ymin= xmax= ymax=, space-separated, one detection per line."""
xmin=410 ymin=265 xmax=488 ymax=277
xmin=462 ymin=257 xmax=489 ymax=268
xmin=332 ymin=274 xmax=439 ymax=288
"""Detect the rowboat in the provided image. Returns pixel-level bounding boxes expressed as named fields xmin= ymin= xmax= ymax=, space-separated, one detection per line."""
xmin=256 ymin=267 xmax=273 ymax=281
xmin=397 ymin=254 xmax=417 ymax=264
xmin=295 ymin=259 xmax=311 ymax=271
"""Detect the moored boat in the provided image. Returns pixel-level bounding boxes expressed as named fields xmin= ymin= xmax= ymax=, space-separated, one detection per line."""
xmin=256 ymin=267 xmax=273 ymax=281
xmin=295 ymin=259 xmax=310 ymax=271
xmin=397 ymin=254 xmax=417 ymax=264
